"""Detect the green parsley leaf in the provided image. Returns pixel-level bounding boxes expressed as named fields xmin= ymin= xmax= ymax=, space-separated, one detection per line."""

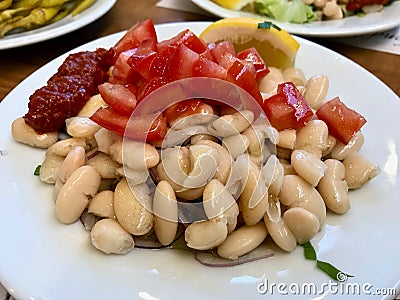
xmin=257 ymin=21 xmax=281 ymax=31
xmin=34 ymin=165 xmax=41 ymax=176
xmin=301 ymin=241 xmax=317 ymax=260
xmin=300 ymin=242 xmax=354 ymax=282
xmin=317 ymin=260 xmax=354 ymax=281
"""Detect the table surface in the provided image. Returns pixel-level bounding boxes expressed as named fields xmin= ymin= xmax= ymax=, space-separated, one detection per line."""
xmin=0 ymin=0 xmax=399 ymax=299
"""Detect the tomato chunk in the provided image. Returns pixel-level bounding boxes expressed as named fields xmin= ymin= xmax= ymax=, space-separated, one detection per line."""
xmin=164 ymin=44 xmax=200 ymax=81
xmin=110 ymin=49 xmax=142 ymax=84
xmin=164 ymin=99 xmax=205 ymax=126
xmin=237 ymin=47 xmax=269 ymax=80
xmin=98 ymin=83 xmax=137 ymax=116
xmin=208 ymin=41 xmax=236 ymax=64
xmin=90 ymin=106 xmax=167 ymax=142
xmin=263 ymin=82 xmax=314 ymax=131
xmin=112 ymin=19 xmax=157 ymax=60
xmin=127 ymin=39 xmax=158 ymax=81
xmin=316 ymin=97 xmax=367 ymax=144
xmin=226 ymin=60 xmax=263 ymax=107
xmin=157 ymin=29 xmax=207 ymax=54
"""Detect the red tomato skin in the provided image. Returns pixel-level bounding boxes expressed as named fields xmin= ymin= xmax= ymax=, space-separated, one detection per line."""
xmin=98 ymin=83 xmax=137 ymax=116
xmin=110 ymin=49 xmax=143 ymax=84
xmin=164 ymin=44 xmax=200 ymax=81
xmin=237 ymin=47 xmax=269 ymax=80
xmin=316 ymin=97 xmax=367 ymax=144
xmin=157 ymin=29 xmax=207 ymax=54
xmin=90 ymin=106 xmax=167 ymax=142
xmin=263 ymin=82 xmax=314 ymax=131
xmin=209 ymin=41 xmax=236 ymax=64
xmin=149 ymin=45 xmax=177 ymax=78
xmin=226 ymin=60 xmax=263 ymax=107
xmin=164 ymin=99 xmax=205 ymax=125
xmin=192 ymin=56 xmax=227 ymax=80
xmin=127 ymin=39 xmax=158 ymax=81
xmin=112 ymin=19 xmax=157 ymax=60
xmin=136 ymin=76 xmax=171 ymax=102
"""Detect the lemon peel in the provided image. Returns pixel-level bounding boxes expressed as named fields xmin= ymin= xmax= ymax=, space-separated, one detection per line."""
xmin=199 ymin=17 xmax=300 ymax=69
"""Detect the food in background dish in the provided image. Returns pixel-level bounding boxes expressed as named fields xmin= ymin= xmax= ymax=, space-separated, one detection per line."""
xmin=0 ymin=0 xmax=96 ymax=38
xmin=212 ymin=0 xmax=394 ymax=23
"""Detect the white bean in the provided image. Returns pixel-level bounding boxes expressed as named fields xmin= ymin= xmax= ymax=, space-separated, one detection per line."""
xmin=304 ymin=75 xmax=329 ymax=110
xmin=88 ymin=190 xmax=115 ymax=218
xmin=283 ymin=207 xmax=319 ymax=244
xmin=295 ymin=120 xmax=329 ymax=159
xmin=343 ymin=154 xmax=380 ymax=189
xmin=88 ymin=152 xmax=121 ymax=179
xmin=39 ymin=154 xmax=64 ymax=184
xmin=153 ymin=181 xmax=178 ymax=246
xmin=317 ymin=159 xmax=350 ymax=214
xmin=291 ymin=150 xmax=327 ymax=186
xmin=56 ymin=165 xmax=101 ymax=224
xmin=258 ymin=67 xmax=284 ymax=94
xmin=77 ymin=94 xmax=106 ymax=118
xmin=12 ymin=117 xmax=58 ymax=149
xmin=47 ymin=138 xmax=87 ymax=157
xmin=65 ymin=117 xmax=101 ymax=139
xmin=222 ymin=133 xmax=250 ymax=159
xmin=282 ymin=67 xmax=306 ymax=86
xmin=209 ymin=110 xmax=254 ymax=137
xmin=114 ymin=178 xmax=153 ymax=235
xmin=329 ymin=131 xmax=364 ymax=161
xmin=203 ymin=179 xmax=239 ymax=233
xmin=217 ymin=222 xmax=268 ymax=259
xmin=91 ymin=218 xmax=134 ymax=255
xmin=238 ymin=155 xmax=268 ymax=226
xmin=279 ymin=175 xmax=326 ymax=230
xmin=185 ymin=218 xmax=228 ymax=250
xmin=277 ymin=129 xmax=296 ymax=150
xmin=196 ymin=140 xmax=231 ymax=185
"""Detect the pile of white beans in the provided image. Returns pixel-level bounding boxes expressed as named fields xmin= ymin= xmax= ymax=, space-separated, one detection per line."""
xmin=11 ymin=66 xmax=379 ymax=261
xmin=302 ymin=0 xmax=386 ymax=21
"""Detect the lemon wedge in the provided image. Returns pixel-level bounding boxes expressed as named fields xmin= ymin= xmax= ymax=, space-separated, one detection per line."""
xmin=212 ymin=0 xmax=254 ymax=10
xmin=199 ymin=17 xmax=300 ymax=69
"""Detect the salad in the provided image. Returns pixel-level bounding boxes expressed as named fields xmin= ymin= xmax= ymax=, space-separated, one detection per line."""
xmin=11 ymin=18 xmax=379 ymax=272
xmin=212 ymin=0 xmax=396 ymax=23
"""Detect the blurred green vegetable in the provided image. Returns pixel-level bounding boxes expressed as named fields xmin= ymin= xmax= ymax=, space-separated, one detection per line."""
xmin=0 ymin=0 xmax=96 ymax=38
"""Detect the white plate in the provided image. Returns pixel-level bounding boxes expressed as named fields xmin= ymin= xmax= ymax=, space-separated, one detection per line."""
xmin=191 ymin=0 xmax=400 ymax=37
xmin=1 ymin=21 xmax=400 ymax=300
xmin=0 ymin=0 xmax=116 ymax=50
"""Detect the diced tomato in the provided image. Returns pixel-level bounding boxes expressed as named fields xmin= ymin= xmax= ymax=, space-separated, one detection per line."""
xmin=209 ymin=41 xmax=236 ymax=64
xmin=90 ymin=106 xmax=167 ymax=142
xmin=164 ymin=44 xmax=200 ymax=81
xmin=192 ymin=56 xmax=227 ymax=80
xmin=136 ymin=76 xmax=171 ymax=102
xmin=316 ymin=97 xmax=367 ymax=144
xmin=226 ymin=60 xmax=263 ymax=107
xmin=98 ymin=83 xmax=137 ymax=116
xmin=157 ymin=29 xmax=207 ymax=54
xmin=149 ymin=45 xmax=177 ymax=78
xmin=164 ymin=99 xmax=205 ymax=126
xmin=127 ymin=39 xmax=158 ymax=81
xmin=112 ymin=19 xmax=157 ymax=60
xmin=237 ymin=47 xmax=269 ymax=80
xmin=110 ymin=49 xmax=143 ymax=84
xmin=263 ymin=82 xmax=314 ymax=131
xmin=218 ymin=52 xmax=256 ymax=78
